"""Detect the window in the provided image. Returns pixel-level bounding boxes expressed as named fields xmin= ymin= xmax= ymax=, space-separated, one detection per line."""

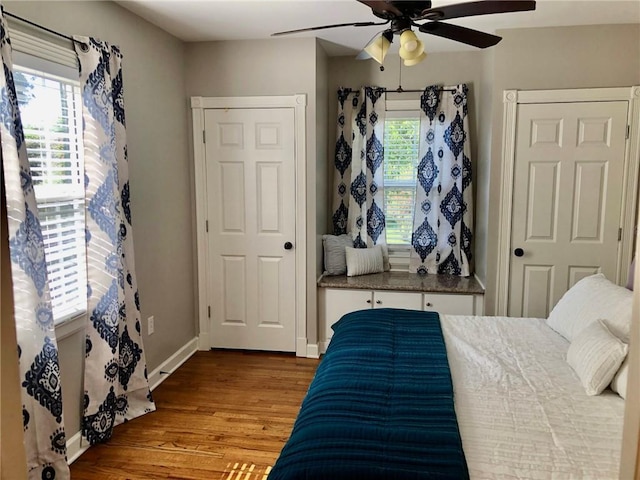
xmin=383 ymin=109 xmax=420 ymax=247
xmin=13 ymin=54 xmax=86 ymax=324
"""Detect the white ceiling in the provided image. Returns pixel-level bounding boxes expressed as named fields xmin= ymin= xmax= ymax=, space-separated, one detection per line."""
xmin=116 ymin=0 xmax=640 ymax=55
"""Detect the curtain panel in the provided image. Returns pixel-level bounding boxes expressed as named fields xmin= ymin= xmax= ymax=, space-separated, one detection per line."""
xmin=74 ymin=37 xmax=155 ymax=446
xmin=0 ymin=9 xmax=70 ymax=479
xmin=331 ymin=86 xmax=387 ymax=247
xmin=410 ymin=84 xmax=473 ymax=276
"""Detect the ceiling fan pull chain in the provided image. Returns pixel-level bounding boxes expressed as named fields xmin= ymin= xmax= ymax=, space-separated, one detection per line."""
xmin=396 ymin=57 xmax=404 ymax=93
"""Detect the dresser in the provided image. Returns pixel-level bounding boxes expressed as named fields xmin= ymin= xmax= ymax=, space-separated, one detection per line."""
xmin=318 ymin=272 xmax=485 ymax=351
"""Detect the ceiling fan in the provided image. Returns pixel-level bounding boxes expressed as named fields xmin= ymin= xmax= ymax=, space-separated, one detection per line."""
xmin=272 ymin=1 xmax=536 ymax=66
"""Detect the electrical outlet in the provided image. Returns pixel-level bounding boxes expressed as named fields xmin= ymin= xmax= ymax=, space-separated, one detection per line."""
xmin=147 ymin=316 xmax=155 ymax=335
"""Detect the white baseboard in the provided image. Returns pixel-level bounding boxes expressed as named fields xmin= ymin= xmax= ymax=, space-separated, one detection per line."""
xmin=319 ymin=341 xmax=329 ymax=355
xmin=66 ymin=431 xmax=90 ymax=465
xmin=67 ymin=336 xmax=199 ymax=464
xmin=306 ymin=343 xmax=319 ymax=359
xmin=148 ymin=337 xmax=199 ymax=391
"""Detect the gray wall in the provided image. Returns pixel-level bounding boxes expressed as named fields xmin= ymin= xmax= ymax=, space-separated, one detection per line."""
xmin=485 ymin=24 xmax=640 ymax=313
xmin=4 ymin=0 xmax=193 ymax=439
xmin=326 ymin=51 xmax=492 ymax=283
xmin=184 ymin=37 xmax=325 ymax=344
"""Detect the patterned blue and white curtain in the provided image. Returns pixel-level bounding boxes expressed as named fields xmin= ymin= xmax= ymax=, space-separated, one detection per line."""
xmin=0 ymin=9 xmax=70 ymax=479
xmin=331 ymin=87 xmax=386 ymax=247
xmin=74 ymin=37 xmax=155 ymax=446
xmin=410 ymin=84 xmax=473 ymax=276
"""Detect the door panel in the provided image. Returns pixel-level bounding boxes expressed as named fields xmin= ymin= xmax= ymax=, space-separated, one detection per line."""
xmin=521 ymin=265 xmax=554 ymax=319
xmin=206 ymin=108 xmax=296 ymax=351
xmin=571 ymin=161 xmax=606 ymax=242
xmin=257 ymin=163 xmax=281 ymax=233
xmin=220 ymin=163 xmax=245 ymax=232
xmin=222 ymin=255 xmax=246 ymax=324
xmin=525 ymin=161 xmax=559 ymax=241
xmin=509 ymin=101 xmax=628 ymax=317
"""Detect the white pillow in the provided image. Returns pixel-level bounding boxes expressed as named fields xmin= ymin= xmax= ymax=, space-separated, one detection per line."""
xmin=345 ymin=245 xmax=384 ymax=277
xmin=546 ymin=273 xmax=633 ymax=342
xmin=567 ymin=320 xmax=628 ymax=396
xmin=611 ymin=357 xmax=629 ymax=399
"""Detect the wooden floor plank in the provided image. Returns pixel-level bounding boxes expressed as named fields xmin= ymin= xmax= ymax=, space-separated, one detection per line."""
xmin=70 ymin=351 xmax=319 ymax=480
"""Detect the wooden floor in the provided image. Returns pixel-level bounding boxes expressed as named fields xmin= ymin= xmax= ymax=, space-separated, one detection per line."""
xmin=70 ymin=351 xmax=320 ymax=480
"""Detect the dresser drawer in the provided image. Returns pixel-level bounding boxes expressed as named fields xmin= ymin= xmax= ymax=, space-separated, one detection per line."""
xmin=373 ymin=291 xmax=423 ymax=310
xmin=423 ymin=293 xmax=474 ymax=315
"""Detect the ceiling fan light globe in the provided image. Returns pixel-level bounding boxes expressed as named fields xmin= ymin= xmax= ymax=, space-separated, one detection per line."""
xmin=400 ymin=30 xmax=419 ymax=52
xmin=364 ymin=34 xmax=391 ymax=64
xmin=405 ymin=40 xmax=418 ymax=51
xmin=399 ymin=40 xmax=424 ymax=60
xmin=404 ymin=51 xmax=427 ymax=67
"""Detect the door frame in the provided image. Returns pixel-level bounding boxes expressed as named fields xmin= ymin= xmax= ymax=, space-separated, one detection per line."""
xmin=496 ymin=87 xmax=640 ymax=316
xmin=191 ymin=95 xmax=307 ymax=356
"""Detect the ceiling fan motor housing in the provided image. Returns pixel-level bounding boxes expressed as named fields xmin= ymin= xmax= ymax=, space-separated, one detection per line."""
xmin=371 ymin=1 xmax=434 ymax=20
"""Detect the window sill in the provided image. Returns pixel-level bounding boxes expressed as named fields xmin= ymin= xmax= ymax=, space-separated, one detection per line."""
xmin=55 ymin=313 xmax=86 ymax=341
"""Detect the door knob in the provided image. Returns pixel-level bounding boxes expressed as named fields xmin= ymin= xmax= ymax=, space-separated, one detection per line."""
xmin=376 ymin=300 xmax=382 ymax=304
xmin=284 ymin=242 xmax=293 ymax=250
xmin=514 ymin=248 xmax=524 ymax=257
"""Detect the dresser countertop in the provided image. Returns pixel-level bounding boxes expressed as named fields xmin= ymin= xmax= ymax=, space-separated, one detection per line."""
xmin=318 ymin=271 xmax=485 ymax=295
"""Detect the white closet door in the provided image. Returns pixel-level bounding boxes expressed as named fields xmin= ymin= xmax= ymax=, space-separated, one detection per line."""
xmin=205 ymin=107 xmax=296 ymax=351
xmin=509 ymin=101 xmax=628 ymax=318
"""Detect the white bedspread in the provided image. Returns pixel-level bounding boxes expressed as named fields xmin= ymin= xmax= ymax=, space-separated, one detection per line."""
xmin=440 ymin=315 xmax=625 ymax=480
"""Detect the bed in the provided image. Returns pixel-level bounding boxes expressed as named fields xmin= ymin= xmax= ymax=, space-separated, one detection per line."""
xmin=269 ymin=274 xmax=630 ymax=480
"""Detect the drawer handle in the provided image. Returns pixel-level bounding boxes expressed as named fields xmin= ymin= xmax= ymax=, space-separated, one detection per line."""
xmin=426 ymin=302 xmax=433 ymax=307
xmin=366 ymin=299 xmax=372 ymax=304
xmin=376 ymin=300 xmax=382 ymax=304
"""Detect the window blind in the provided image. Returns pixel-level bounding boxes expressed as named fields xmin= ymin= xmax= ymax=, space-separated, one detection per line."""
xmin=14 ymin=64 xmax=86 ymax=323
xmin=383 ymin=118 xmax=420 ymax=245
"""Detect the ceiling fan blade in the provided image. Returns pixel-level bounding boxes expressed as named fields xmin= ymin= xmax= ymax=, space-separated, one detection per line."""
xmin=418 ymin=22 xmax=501 ymax=48
xmin=418 ymin=0 xmax=535 ymax=21
xmin=272 ymin=21 xmax=387 ymax=37
xmin=356 ymin=0 xmax=404 ymax=18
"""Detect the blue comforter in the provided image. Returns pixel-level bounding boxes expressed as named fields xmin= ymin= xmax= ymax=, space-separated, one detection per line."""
xmin=269 ymin=308 xmax=468 ymax=480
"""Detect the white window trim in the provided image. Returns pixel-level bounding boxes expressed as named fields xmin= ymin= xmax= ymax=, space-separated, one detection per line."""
xmin=10 ymin=27 xmax=86 ymax=337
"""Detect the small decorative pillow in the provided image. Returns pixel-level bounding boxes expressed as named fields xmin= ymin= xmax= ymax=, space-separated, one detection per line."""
xmin=345 ymin=245 xmax=384 ymax=277
xmin=322 ymin=234 xmax=353 ymax=276
xmin=611 ymin=357 xmax=629 ymax=399
xmin=567 ymin=320 xmax=628 ymax=396
xmin=546 ymin=273 xmax=633 ymax=342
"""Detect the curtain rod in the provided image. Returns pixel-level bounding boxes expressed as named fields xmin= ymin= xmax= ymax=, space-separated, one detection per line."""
xmin=3 ymin=10 xmax=83 ymax=46
xmin=342 ymin=87 xmax=457 ymax=94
